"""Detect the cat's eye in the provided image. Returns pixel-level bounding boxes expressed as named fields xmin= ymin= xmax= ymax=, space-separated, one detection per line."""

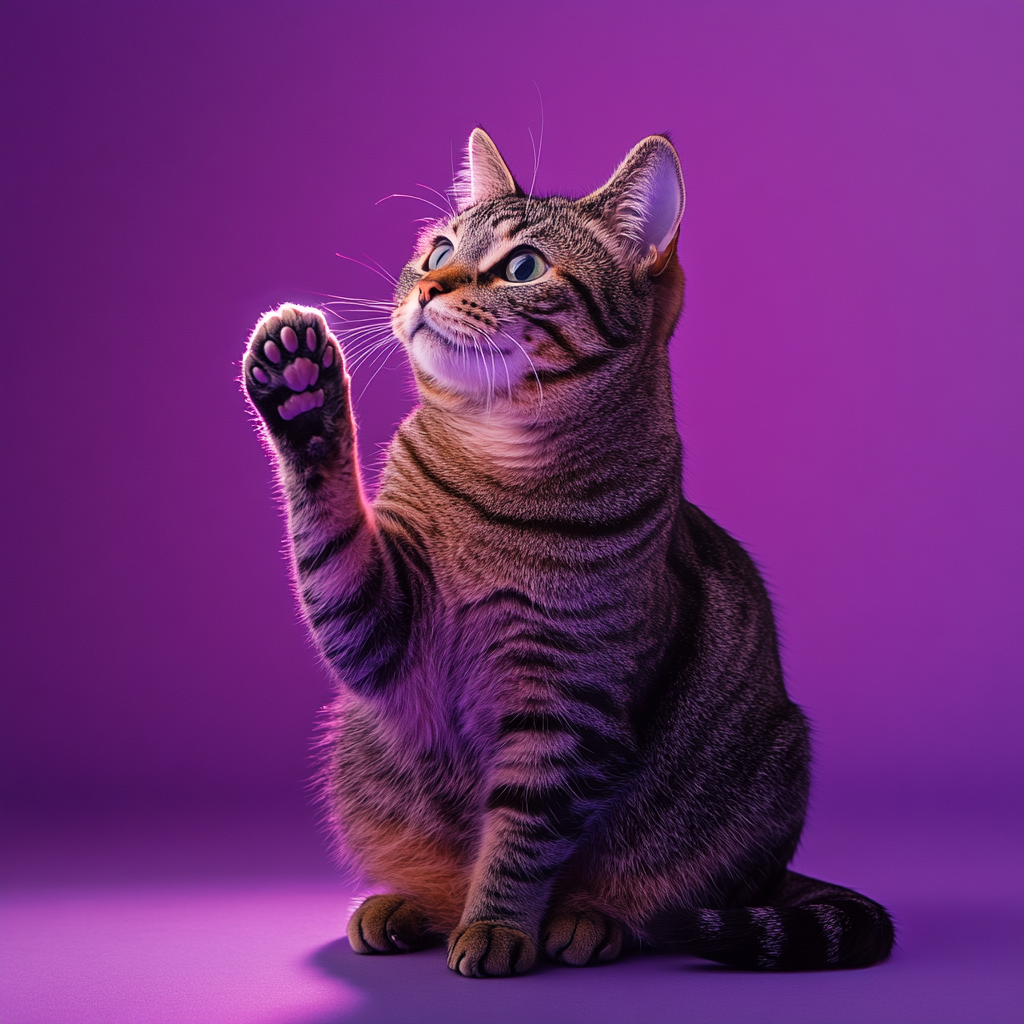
xmin=426 ymin=241 xmax=454 ymax=271
xmin=505 ymin=251 xmax=546 ymax=283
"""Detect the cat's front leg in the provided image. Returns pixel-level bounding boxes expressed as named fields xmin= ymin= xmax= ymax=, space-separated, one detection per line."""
xmin=243 ymin=304 xmax=413 ymax=693
xmin=447 ymin=711 xmax=631 ymax=978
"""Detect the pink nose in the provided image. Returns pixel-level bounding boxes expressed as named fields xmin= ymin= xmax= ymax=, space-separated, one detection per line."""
xmin=417 ymin=279 xmax=444 ymax=307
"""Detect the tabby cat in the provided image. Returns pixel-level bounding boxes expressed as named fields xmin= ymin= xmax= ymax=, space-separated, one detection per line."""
xmin=242 ymin=129 xmax=894 ymax=977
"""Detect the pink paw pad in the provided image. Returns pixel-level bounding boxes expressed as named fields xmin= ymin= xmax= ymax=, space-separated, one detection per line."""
xmin=280 ymin=326 xmax=299 ymax=352
xmin=278 ymin=389 xmax=324 ymax=420
xmin=322 ymin=346 xmax=334 ymax=368
xmin=283 ymin=358 xmax=320 ymax=391
xmin=264 ymin=340 xmax=282 ymax=364
xmin=305 ymin=327 xmax=317 ymax=351
xmin=252 ymin=366 xmax=269 ymax=384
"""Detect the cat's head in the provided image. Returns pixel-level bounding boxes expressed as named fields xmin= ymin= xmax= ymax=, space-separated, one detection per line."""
xmin=391 ymin=129 xmax=685 ymax=418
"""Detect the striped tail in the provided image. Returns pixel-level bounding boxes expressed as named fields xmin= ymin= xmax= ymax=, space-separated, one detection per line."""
xmin=649 ymin=871 xmax=895 ymax=970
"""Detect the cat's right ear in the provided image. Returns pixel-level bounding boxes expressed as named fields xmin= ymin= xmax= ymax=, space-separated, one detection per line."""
xmin=454 ymin=128 xmax=519 ymax=210
xmin=588 ymin=135 xmax=686 ymax=275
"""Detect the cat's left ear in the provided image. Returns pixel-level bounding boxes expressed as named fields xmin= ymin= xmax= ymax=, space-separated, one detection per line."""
xmin=588 ymin=135 xmax=685 ymax=276
xmin=455 ymin=128 xmax=520 ymax=211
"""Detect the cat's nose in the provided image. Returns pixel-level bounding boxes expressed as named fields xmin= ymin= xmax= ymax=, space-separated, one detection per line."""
xmin=417 ymin=279 xmax=445 ymax=307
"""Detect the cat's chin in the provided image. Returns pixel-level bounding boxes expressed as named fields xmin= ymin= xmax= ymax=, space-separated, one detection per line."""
xmin=408 ymin=329 xmax=529 ymax=401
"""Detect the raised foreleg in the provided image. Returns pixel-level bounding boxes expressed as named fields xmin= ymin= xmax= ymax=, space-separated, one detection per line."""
xmin=243 ymin=304 xmax=414 ymax=694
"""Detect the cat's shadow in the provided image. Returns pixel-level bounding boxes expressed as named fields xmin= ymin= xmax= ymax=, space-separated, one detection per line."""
xmin=305 ymin=935 xmax=725 ymax=1024
xmin=310 ymin=934 xmax=737 ymax=980
xmin=310 ymin=935 xmax=562 ymax=983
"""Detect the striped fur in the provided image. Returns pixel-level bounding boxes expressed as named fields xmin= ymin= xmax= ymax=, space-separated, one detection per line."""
xmin=242 ymin=130 xmax=894 ymax=976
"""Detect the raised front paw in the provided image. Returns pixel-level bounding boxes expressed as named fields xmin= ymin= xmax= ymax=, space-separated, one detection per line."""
xmin=347 ymin=894 xmax=436 ymax=955
xmin=447 ymin=920 xmax=537 ymax=978
xmin=243 ymin=304 xmax=347 ymax=454
xmin=543 ymin=910 xmax=623 ymax=967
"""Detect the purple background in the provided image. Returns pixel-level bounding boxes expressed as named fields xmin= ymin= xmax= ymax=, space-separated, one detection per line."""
xmin=1 ymin=2 xmax=1021 ymax=1022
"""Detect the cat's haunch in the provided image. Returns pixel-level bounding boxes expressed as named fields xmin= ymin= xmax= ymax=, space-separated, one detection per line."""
xmin=243 ymin=129 xmax=894 ymax=977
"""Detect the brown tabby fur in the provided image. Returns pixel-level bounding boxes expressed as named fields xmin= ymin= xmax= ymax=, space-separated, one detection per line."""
xmin=241 ymin=129 xmax=894 ymax=976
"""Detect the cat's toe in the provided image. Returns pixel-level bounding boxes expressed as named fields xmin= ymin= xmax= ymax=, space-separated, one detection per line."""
xmin=447 ymin=921 xmax=536 ymax=978
xmin=347 ymin=894 xmax=434 ymax=955
xmin=543 ymin=911 xmax=623 ymax=967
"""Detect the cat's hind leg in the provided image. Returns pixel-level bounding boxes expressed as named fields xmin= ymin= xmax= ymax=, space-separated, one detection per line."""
xmin=347 ymin=894 xmax=439 ymax=955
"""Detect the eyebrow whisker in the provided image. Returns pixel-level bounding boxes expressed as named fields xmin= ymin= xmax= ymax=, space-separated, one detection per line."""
xmin=376 ymin=192 xmax=452 ymax=218
xmin=414 ymin=182 xmax=457 ymax=218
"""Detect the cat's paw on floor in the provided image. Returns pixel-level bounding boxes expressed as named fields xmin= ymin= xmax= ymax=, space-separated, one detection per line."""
xmin=243 ymin=304 xmax=347 ymax=453
xmin=447 ymin=920 xmax=537 ymax=978
xmin=347 ymin=894 xmax=436 ymax=955
xmin=543 ymin=910 xmax=623 ymax=966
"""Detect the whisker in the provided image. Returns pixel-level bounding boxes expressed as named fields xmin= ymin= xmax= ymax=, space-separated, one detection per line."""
xmin=310 ymin=290 xmax=393 ymax=309
xmin=343 ymin=332 xmax=399 ymax=365
xmin=375 ymin=193 xmax=452 ymax=218
xmin=342 ymin=325 xmax=395 ymax=347
xmin=450 ymin=141 xmax=457 ymax=207
xmin=355 ymin=341 xmax=403 ymax=400
xmin=528 ymin=128 xmax=538 ymax=200
xmin=414 ymin=183 xmax=457 ymax=218
xmin=337 ymin=326 xmax=397 ymax=356
xmin=498 ymin=328 xmax=544 ymax=420
xmin=458 ymin=321 xmax=514 ymax=411
xmin=336 ymin=253 xmax=398 ymax=287
xmin=323 ymin=304 xmax=393 ymax=318
xmin=332 ymin=322 xmax=393 ymax=338
xmin=363 ymin=253 xmax=400 ymax=286
xmin=485 ymin=335 xmax=514 ymax=396
xmin=463 ymin=321 xmax=513 ymax=402
xmin=329 ymin=320 xmax=392 ymax=342
xmin=345 ymin=347 xmax=390 ymax=369
xmin=488 ymin=342 xmax=498 ymax=414
xmin=341 ymin=322 xmax=396 ymax=344
xmin=349 ymin=340 xmax=401 ymax=378
xmin=344 ymin=339 xmax=397 ymax=367
xmin=335 ymin=319 xmax=395 ymax=337
xmin=327 ymin=311 xmax=393 ymax=326
xmin=525 ymin=84 xmax=545 ymax=216
xmin=328 ymin=317 xmax=392 ymax=333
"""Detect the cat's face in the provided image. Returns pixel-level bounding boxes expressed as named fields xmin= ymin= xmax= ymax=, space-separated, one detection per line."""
xmin=390 ymin=131 xmax=685 ymax=418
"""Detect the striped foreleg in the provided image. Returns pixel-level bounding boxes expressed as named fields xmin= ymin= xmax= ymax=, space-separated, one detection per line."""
xmin=448 ymin=709 xmax=631 ymax=977
xmin=243 ymin=304 xmax=415 ymax=694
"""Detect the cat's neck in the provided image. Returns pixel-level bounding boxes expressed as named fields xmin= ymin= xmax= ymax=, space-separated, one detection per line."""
xmin=413 ymin=372 xmax=680 ymax=489
xmin=440 ymin=409 xmax=556 ymax=473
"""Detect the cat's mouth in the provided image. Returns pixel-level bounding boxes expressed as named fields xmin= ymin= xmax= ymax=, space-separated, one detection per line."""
xmin=414 ymin=312 xmax=512 ymax=356
xmin=396 ymin=303 xmax=535 ymax=398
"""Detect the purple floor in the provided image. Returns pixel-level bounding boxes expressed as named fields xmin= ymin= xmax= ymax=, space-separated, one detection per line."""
xmin=2 ymin=797 xmax=1021 ymax=1024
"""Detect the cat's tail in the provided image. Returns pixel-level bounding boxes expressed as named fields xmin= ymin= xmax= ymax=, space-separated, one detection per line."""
xmin=647 ymin=871 xmax=894 ymax=971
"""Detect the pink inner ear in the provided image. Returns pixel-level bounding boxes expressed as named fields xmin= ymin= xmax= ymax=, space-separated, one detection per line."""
xmin=639 ymin=154 xmax=684 ymax=253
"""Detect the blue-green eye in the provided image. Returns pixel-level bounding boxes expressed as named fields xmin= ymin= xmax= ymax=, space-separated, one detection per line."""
xmin=506 ymin=251 xmax=546 ymax=283
xmin=427 ymin=241 xmax=454 ymax=271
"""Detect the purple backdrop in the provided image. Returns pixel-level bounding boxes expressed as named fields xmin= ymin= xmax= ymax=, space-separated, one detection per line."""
xmin=2 ymin=3 xmax=1021 ymax=1021
xmin=3 ymin=0 xmax=1019 ymax=813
